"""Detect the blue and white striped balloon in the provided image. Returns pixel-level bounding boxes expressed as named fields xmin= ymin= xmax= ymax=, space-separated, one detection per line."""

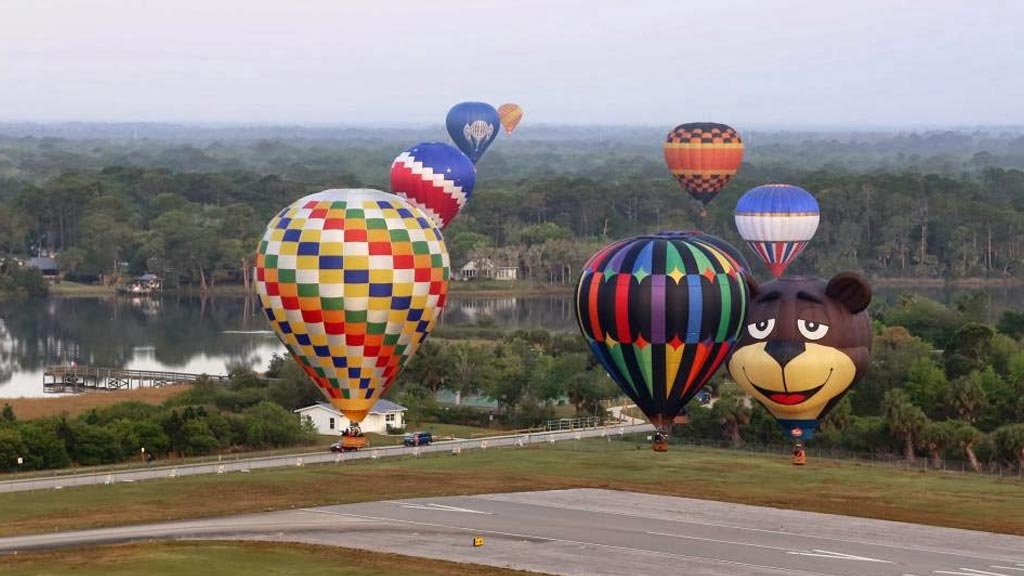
xmin=734 ymin=184 xmax=819 ymax=278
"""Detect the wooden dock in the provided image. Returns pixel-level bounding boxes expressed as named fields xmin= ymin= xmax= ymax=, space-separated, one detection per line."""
xmin=43 ymin=366 xmax=228 ymax=394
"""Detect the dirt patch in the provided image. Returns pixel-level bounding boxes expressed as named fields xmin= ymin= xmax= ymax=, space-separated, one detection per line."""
xmin=1 ymin=385 xmax=190 ymax=420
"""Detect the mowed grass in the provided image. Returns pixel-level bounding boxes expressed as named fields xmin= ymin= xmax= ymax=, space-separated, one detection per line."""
xmin=1 ymin=439 xmax=1022 ymax=538
xmin=2 ymin=385 xmax=190 ymax=420
xmin=0 ymin=541 xmax=541 ymax=576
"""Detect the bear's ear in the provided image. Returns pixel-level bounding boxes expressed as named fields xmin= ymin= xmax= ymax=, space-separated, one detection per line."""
xmin=826 ymin=272 xmax=871 ymax=314
xmin=743 ymin=272 xmax=759 ymax=300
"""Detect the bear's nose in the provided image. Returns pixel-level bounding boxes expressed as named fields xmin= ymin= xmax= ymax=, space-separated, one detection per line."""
xmin=765 ymin=341 xmax=805 ymax=369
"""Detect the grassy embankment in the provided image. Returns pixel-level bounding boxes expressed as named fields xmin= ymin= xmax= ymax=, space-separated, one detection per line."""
xmin=1 ymin=438 xmax=1022 ymax=539
xmin=0 ymin=541 xmax=540 ymax=576
xmin=1 ymin=385 xmax=191 ymax=420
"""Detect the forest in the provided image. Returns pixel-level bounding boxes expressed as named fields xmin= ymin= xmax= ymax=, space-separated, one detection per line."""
xmin=2 ymin=125 xmax=1024 ymax=295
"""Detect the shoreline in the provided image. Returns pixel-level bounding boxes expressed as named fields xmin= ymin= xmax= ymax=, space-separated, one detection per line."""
xmin=15 ymin=277 xmax=1024 ymax=301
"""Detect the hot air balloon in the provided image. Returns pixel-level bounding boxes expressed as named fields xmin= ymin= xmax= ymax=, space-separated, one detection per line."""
xmin=255 ymin=189 xmax=450 ymax=423
xmin=498 ymin=103 xmax=523 ymax=135
xmin=727 ymin=273 xmax=872 ymax=443
xmin=734 ymin=184 xmax=820 ymax=278
xmin=575 ymin=232 xmax=749 ymax=446
xmin=446 ymin=102 xmax=500 ymax=163
xmin=390 ymin=142 xmax=475 ymax=229
xmin=663 ymin=122 xmax=744 ymax=210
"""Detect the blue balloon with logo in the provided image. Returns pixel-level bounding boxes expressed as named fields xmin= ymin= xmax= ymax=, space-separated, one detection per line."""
xmin=445 ymin=102 xmax=500 ymax=164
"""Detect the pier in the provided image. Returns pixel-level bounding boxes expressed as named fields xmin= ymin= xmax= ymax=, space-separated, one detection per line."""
xmin=43 ymin=366 xmax=227 ymax=394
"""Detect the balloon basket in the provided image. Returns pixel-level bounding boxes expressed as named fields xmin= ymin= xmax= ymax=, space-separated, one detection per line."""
xmin=652 ymin=441 xmax=669 ymax=452
xmin=791 ymin=443 xmax=806 ymax=465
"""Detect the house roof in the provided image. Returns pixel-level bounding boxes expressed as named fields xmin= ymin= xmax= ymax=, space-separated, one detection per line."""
xmin=295 ymin=399 xmax=407 ymax=415
xmin=28 ymin=257 xmax=59 ymax=271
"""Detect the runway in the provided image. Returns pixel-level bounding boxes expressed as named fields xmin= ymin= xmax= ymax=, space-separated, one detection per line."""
xmin=2 ymin=489 xmax=1022 ymax=576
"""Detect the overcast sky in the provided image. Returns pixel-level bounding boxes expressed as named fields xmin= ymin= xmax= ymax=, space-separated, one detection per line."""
xmin=1 ymin=1 xmax=1021 ymax=127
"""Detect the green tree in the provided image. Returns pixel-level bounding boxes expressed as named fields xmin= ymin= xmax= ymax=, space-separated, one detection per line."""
xmin=712 ymin=382 xmax=751 ymax=446
xmin=883 ymin=389 xmax=928 ymax=462
xmin=990 ymin=424 xmax=1024 ymax=468
xmin=946 ymin=372 xmax=987 ymax=425
xmin=946 ymin=420 xmax=983 ymax=473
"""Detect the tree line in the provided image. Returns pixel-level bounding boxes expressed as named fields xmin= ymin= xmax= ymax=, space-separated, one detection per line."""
xmin=0 ymin=364 xmax=320 ymax=472
xmin=2 ymin=130 xmax=1024 ymax=297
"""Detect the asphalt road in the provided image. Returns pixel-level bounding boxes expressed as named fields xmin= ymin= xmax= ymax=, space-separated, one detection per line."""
xmin=0 ymin=424 xmax=651 ymax=494
xmin=2 ymin=489 xmax=1022 ymax=576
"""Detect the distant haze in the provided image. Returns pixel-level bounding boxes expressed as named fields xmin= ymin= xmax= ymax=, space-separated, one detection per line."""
xmin=1 ymin=1 xmax=1021 ymax=128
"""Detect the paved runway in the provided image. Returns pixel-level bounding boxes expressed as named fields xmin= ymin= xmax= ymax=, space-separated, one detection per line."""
xmin=2 ymin=489 xmax=1022 ymax=576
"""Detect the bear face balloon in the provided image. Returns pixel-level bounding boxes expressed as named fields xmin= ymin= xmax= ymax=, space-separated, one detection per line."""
xmin=727 ymin=273 xmax=872 ymax=439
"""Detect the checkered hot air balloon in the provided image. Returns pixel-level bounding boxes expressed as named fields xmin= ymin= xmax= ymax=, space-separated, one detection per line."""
xmin=734 ymin=184 xmax=820 ymax=278
xmin=390 ymin=142 xmax=475 ymax=229
xmin=574 ymin=232 xmax=749 ymax=431
xmin=498 ymin=103 xmax=523 ymax=135
xmin=255 ymin=189 xmax=450 ymax=423
xmin=663 ymin=122 xmax=744 ymax=210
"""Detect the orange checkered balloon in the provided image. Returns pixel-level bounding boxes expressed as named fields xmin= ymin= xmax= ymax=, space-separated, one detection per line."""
xmin=255 ymin=189 xmax=450 ymax=423
xmin=663 ymin=122 xmax=744 ymax=208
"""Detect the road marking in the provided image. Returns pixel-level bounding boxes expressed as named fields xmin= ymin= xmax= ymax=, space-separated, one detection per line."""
xmin=647 ymin=530 xmax=798 ymax=553
xmin=937 ymin=565 xmax=1015 ymax=569
xmin=475 ymin=496 xmax=1024 ymax=564
xmin=786 ymin=549 xmax=892 ymax=563
xmin=398 ymin=503 xmax=491 ymax=515
xmin=989 ymin=568 xmax=1024 ymax=573
xmin=298 ymin=508 xmax=843 ymax=576
xmin=648 ymin=531 xmax=893 ymax=564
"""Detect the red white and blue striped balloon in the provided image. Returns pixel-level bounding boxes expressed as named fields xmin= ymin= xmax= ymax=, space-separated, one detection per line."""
xmin=390 ymin=142 xmax=476 ymax=229
xmin=734 ymin=184 xmax=820 ymax=278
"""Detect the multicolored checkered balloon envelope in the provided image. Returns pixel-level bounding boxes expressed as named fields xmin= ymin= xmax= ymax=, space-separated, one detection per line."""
xmin=255 ymin=189 xmax=450 ymax=423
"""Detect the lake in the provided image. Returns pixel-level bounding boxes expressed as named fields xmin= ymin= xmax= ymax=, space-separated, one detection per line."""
xmin=1 ymin=285 xmax=1020 ymax=398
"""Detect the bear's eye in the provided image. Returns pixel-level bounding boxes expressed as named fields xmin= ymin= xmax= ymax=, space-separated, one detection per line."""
xmin=747 ymin=318 xmax=775 ymax=340
xmin=798 ymin=319 xmax=829 ymax=341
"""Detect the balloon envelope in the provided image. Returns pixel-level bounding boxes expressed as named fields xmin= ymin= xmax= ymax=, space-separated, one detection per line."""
xmin=664 ymin=122 xmax=744 ymax=206
xmin=575 ymin=232 xmax=749 ymax=428
xmin=446 ymin=102 xmax=500 ymax=163
xmin=734 ymin=184 xmax=820 ymax=278
xmin=390 ymin=142 xmax=476 ymax=229
xmin=255 ymin=189 xmax=450 ymax=422
xmin=498 ymin=103 xmax=523 ymax=135
xmin=727 ymin=274 xmax=872 ymax=439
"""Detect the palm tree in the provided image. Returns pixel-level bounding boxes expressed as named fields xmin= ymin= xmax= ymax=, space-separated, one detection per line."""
xmin=948 ymin=421 xmax=983 ymax=473
xmin=918 ymin=420 xmax=954 ymax=468
xmin=946 ymin=373 xmax=987 ymax=424
xmin=883 ymin=389 xmax=927 ymax=463
xmin=713 ymin=383 xmax=750 ymax=446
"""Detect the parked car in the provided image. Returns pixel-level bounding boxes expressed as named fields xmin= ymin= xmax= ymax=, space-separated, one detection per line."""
xmin=403 ymin=431 xmax=433 ymax=446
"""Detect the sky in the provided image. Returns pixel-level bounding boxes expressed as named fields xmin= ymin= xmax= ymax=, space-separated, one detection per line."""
xmin=1 ymin=0 xmax=1022 ymax=128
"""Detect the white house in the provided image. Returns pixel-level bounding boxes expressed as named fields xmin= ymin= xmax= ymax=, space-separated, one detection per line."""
xmin=459 ymin=258 xmax=519 ymax=281
xmin=294 ymin=399 xmax=406 ymax=436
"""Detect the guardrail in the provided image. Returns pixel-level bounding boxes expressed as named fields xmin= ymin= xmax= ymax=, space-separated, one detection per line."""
xmin=544 ymin=416 xmax=603 ymax=431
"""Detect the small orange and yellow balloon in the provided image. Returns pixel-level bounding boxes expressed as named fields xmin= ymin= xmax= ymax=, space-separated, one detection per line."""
xmin=498 ymin=103 xmax=523 ymax=135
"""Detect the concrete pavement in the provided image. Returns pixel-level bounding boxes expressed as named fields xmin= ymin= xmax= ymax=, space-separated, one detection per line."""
xmin=1 ymin=489 xmax=1021 ymax=576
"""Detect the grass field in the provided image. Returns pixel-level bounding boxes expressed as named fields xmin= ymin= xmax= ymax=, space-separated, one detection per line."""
xmin=2 ymin=437 xmax=1022 ymax=538
xmin=1 ymin=385 xmax=191 ymax=420
xmin=0 ymin=541 xmax=540 ymax=576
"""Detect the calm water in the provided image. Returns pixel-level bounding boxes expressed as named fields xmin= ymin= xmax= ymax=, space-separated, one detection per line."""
xmin=1 ymin=286 xmax=1020 ymax=398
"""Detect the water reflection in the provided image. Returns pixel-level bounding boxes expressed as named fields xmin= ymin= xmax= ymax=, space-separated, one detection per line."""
xmin=0 ymin=295 xmax=283 ymax=398
xmin=1 ymin=286 xmax=1020 ymax=398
